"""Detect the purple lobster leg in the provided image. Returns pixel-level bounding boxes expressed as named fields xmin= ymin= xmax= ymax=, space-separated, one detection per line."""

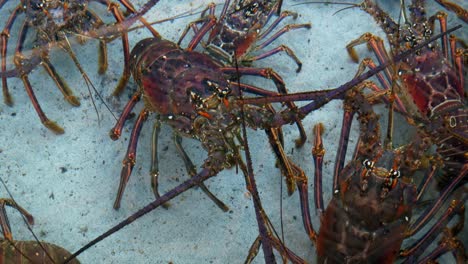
xmin=114 ymin=109 xmax=149 ymax=209
xmin=171 ymin=133 xmax=229 ymax=211
xmin=401 ymin=199 xmax=465 ymax=262
xmin=110 ymin=91 xmax=141 ymax=140
xmin=433 ymin=0 xmax=468 ymax=23
xmin=406 ymin=164 xmax=468 ymax=236
xmin=177 ymin=2 xmax=220 ymax=48
xmin=0 ymin=6 xmax=20 ymax=106
xmin=312 ymin=123 xmax=325 ymax=214
xmin=449 ymin=35 xmax=465 ymax=97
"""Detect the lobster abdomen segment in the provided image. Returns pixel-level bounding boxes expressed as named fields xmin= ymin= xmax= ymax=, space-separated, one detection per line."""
xmin=316 ymin=199 xmax=408 ymax=264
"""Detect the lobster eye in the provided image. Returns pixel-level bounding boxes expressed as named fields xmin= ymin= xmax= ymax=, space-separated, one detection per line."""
xmin=424 ymin=29 xmax=432 ymax=37
xmin=217 ymin=86 xmax=231 ymax=98
xmin=245 ymin=2 xmax=259 ymax=16
xmin=390 ymin=169 xmax=401 ymax=178
xmin=205 ymin=80 xmax=231 ymax=98
xmin=29 ymin=0 xmax=44 ymax=10
xmin=362 ymin=159 xmax=374 ymax=169
xmin=189 ymin=90 xmax=204 ymax=108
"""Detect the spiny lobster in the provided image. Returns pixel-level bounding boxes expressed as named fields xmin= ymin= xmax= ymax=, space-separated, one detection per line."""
xmin=0 ymin=0 xmax=158 ymax=133
xmin=156 ymin=0 xmax=313 ymax=196
xmin=343 ymin=0 xmax=467 ymax=191
xmin=294 ymin=86 xmax=466 ymax=263
xmin=177 ymin=0 xmax=311 ymax=72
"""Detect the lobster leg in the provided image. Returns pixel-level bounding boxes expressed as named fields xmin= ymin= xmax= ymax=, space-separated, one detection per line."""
xmin=257 ymin=10 xmax=299 ymax=39
xmin=107 ymin=1 xmax=131 ymax=96
xmin=253 ymin=23 xmax=311 ymax=72
xmin=93 ymin=0 xmax=160 ymax=37
xmin=15 ymin=66 xmax=64 ymax=134
xmin=312 ymin=123 xmax=325 ymax=213
xmin=221 ymin=66 xmax=307 ymax=147
xmin=245 ymin=236 xmax=262 ymax=264
xmin=449 ymin=35 xmax=466 ymax=97
xmin=256 ymin=24 xmax=311 ymax=50
xmin=331 ymin=93 xmax=356 ymax=193
xmin=114 ymin=0 xmax=161 ymax=37
xmin=416 ymin=237 xmax=466 ymax=264
xmin=186 ymin=15 xmax=217 ymax=52
xmin=352 ymin=58 xmax=407 ymax=114
xmin=13 ymin=22 xmax=64 ymax=134
xmin=429 ymin=11 xmax=450 ymax=59
xmin=0 ymin=6 xmax=20 ymax=106
xmin=346 ymin=33 xmax=393 ymax=83
xmin=110 ymin=91 xmax=141 ymax=140
xmin=416 ymin=164 xmax=438 ymax=201
xmin=92 ymin=0 xmax=159 ymax=79
xmin=172 ymin=133 xmax=229 ymax=212
xmin=251 ymin=8 xmax=311 ymax=72
xmin=149 ymin=118 xmax=168 ymax=209
xmin=293 ymin=153 xmax=318 ymax=243
xmin=264 ymin=127 xmax=297 ymax=195
xmin=114 ymin=109 xmax=149 ymax=210
xmin=400 ymin=199 xmax=465 ymax=261
xmin=0 ymin=198 xmax=34 ymax=240
xmin=177 ymin=3 xmax=216 ymax=47
xmin=268 ymin=235 xmax=305 ymax=264
xmin=98 ymin=39 xmax=108 ymax=74
xmin=85 ymin=9 xmax=109 ymax=74
xmin=246 ymin=234 xmax=306 ymax=264
xmin=433 ymin=0 xmax=468 ymax=23
xmin=406 ymin=163 xmax=468 ymax=236
xmin=40 ymin=55 xmax=81 ymax=107
xmin=246 ymin=45 xmax=305 ymax=73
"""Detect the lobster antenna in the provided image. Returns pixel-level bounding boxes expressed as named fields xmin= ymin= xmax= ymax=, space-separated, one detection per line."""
xmin=0 ymin=177 xmax=57 ymax=263
xmin=74 ymin=6 xmax=206 ymax=42
xmin=291 ymin=1 xmax=358 ymax=7
xmin=332 ymin=5 xmax=359 ymax=16
xmin=400 ymin=0 xmax=409 ymax=24
xmin=277 ymin=0 xmax=284 ymax=15
xmin=233 ymin=50 xmax=276 ymax=262
xmin=290 ymin=1 xmax=360 ymax=15
xmin=383 ymin=2 xmax=403 ymax=149
xmin=239 ymin=24 xmax=462 ymax=105
xmin=61 ymin=34 xmax=118 ymax=123
xmin=233 ymin=51 xmax=296 ymax=262
xmin=385 ymin=0 xmax=408 ymax=149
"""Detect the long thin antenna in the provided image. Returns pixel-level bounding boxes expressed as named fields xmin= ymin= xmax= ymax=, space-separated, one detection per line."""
xmin=234 ymin=50 xmax=276 ymax=263
xmin=61 ymin=34 xmax=117 ymax=123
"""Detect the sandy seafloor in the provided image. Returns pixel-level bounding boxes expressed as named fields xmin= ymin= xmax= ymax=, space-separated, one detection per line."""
xmin=0 ymin=0 xmax=466 ymax=263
